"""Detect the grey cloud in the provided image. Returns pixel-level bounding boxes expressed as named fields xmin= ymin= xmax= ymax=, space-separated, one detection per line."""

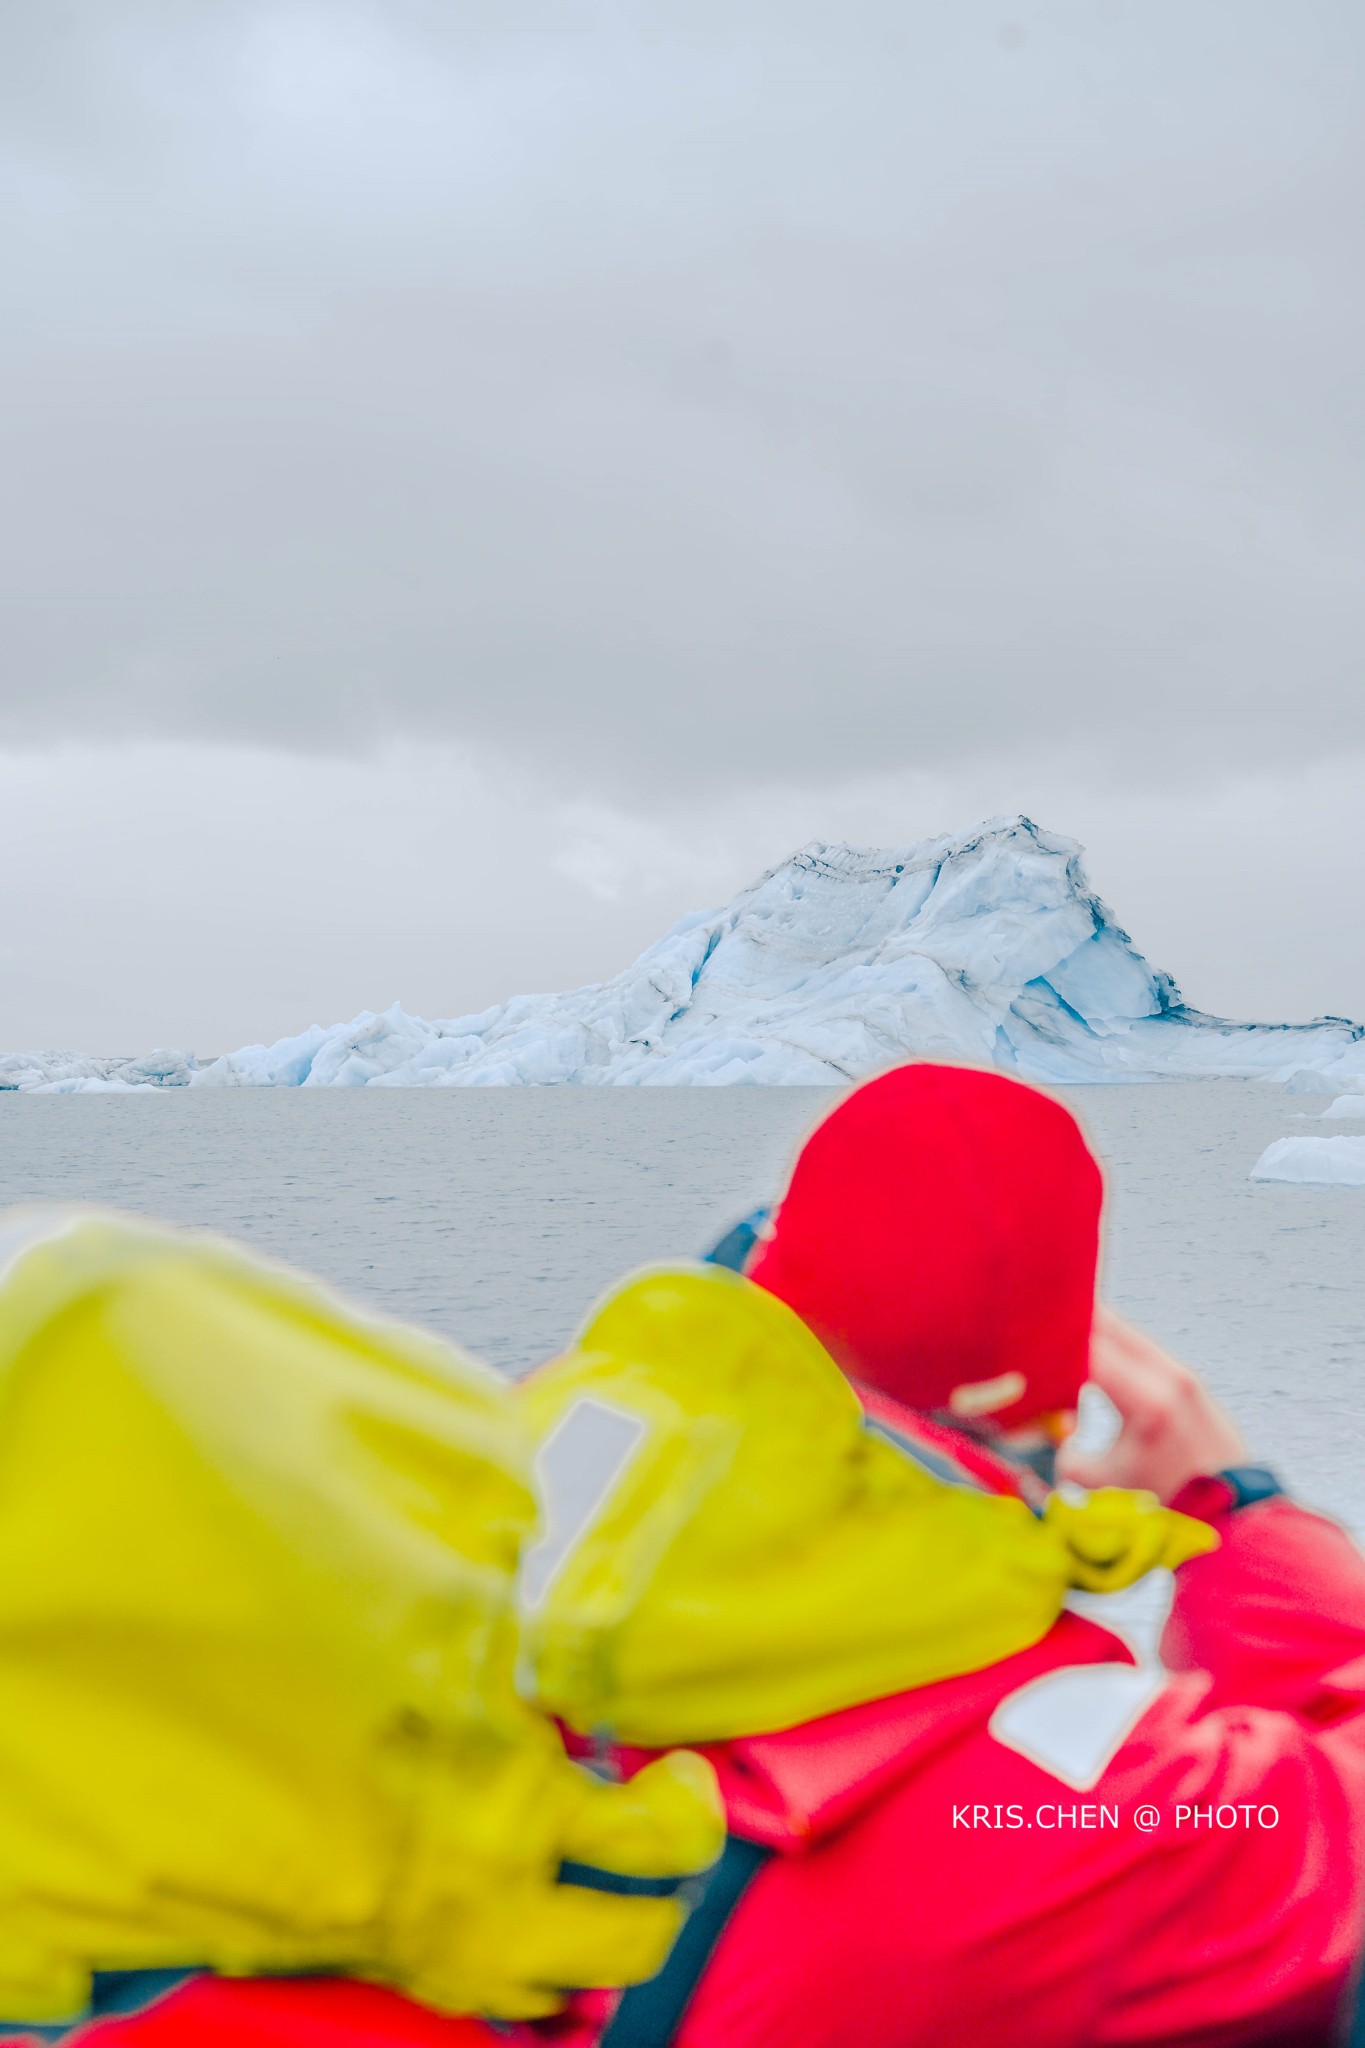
xmin=1 ymin=0 xmax=1362 ymax=791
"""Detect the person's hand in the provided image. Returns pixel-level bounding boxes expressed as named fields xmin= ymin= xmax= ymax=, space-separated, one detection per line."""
xmin=1055 ymin=1304 xmax=1248 ymax=1505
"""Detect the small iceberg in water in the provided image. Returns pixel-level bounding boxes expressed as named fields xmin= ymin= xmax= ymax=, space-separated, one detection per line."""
xmin=1251 ymin=1136 xmax=1365 ymax=1186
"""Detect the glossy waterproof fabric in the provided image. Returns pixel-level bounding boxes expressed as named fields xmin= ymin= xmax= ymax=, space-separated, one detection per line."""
xmin=747 ymin=1063 xmax=1103 ymax=1426
xmin=0 ymin=1211 xmax=722 ymax=2032
xmin=515 ymin=1266 xmax=1214 ymax=1746
xmin=54 ymin=1498 xmax=1365 ymax=2048
xmin=50 ymin=1977 xmax=499 ymax=2045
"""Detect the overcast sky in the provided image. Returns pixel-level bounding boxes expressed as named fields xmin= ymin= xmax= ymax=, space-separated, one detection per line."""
xmin=3 ymin=0 xmax=1363 ymax=1052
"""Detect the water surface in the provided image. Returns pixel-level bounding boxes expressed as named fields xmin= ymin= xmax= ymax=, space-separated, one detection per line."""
xmin=2 ymin=1083 xmax=1362 ymax=1523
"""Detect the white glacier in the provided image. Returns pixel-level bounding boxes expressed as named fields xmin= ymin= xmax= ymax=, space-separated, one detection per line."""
xmin=1321 ymin=1096 xmax=1365 ymax=1119
xmin=5 ymin=818 xmax=1364 ymax=1093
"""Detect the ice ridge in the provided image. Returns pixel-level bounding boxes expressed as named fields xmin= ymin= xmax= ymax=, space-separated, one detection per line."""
xmin=5 ymin=818 xmax=1363 ymax=1092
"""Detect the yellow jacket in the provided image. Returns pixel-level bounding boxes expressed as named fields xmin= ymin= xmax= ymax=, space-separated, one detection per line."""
xmin=0 ymin=1210 xmax=722 ymax=2029
xmin=516 ymin=1264 xmax=1216 ymax=1747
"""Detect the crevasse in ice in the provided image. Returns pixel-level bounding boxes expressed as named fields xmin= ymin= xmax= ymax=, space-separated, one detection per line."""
xmin=6 ymin=818 xmax=1363 ymax=1093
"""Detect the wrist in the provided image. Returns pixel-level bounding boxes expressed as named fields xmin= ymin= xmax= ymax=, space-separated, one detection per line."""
xmin=1171 ymin=1466 xmax=1285 ymax=1523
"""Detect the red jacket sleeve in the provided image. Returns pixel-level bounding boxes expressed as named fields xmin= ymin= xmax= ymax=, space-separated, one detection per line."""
xmin=1094 ymin=1681 xmax=1365 ymax=2043
xmin=1164 ymin=1488 xmax=1365 ymax=1719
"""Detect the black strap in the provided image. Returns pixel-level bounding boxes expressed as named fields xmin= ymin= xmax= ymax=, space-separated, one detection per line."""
xmin=558 ymin=1861 xmax=685 ymax=1898
xmin=598 ymin=1836 xmax=771 ymax=2048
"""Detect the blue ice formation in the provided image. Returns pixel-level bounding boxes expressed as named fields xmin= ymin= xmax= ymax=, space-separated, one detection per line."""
xmin=6 ymin=818 xmax=1364 ymax=1092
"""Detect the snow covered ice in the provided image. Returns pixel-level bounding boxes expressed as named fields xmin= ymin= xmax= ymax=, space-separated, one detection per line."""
xmin=6 ymin=818 xmax=1364 ymax=1092
xmin=0 ymin=1049 xmax=198 ymax=1095
xmin=1321 ymin=1096 xmax=1365 ymax=1119
xmin=1251 ymin=1137 xmax=1365 ymax=1186
xmin=1281 ymin=1068 xmax=1351 ymax=1096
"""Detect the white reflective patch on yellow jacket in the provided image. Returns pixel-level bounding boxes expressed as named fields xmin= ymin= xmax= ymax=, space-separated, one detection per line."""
xmin=521 ymin=1399 xmax=647 ymax=1611
xmin=988 ymin=1664 xmax=1168 ymax=1792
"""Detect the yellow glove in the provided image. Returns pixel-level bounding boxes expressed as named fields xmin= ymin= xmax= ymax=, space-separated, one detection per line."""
xmin=1043 ymin=1484 xmax=1218 ymax=1592
xmin=0 ymin=1210 xmax=723 ymax=2029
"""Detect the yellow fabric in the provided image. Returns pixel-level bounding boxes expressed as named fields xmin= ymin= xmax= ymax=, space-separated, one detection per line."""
xmin=0 ymin=1210 xmax=722 ymax=2028
xmin=516 ymin=1265 xmax=1217 ymax=1747
xmin=1042 ymin=1485 xmax=1214 ymax=1591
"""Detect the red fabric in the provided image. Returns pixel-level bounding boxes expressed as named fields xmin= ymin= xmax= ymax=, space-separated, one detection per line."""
xmin=35 ymin=1514 xmax=1365 ymax=2048
xmin=48 ymin=1977 xmax=499 ymax=2047
xmin=747 ymin=1063 xmax=1103 ymax=1426
xmin=1164 ymin=1491 xmax=1365 ymax=1719
xmin=666 ymin=1497 xmax=1365 ymax=2048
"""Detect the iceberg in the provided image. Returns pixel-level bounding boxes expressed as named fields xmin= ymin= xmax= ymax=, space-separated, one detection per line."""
xmin=0 ymin=1049 xmax=197 ymax=1095
xmin=6 ymin=818 xmax=1364 ymax=1092
xmin=1281 ymin=1068 xmax=1349 ymax=1097
xmin=1321 ymin=1096 xmax=1365 ymax=1119
xmin=1251 ymin=1136 xmax=1365 ymax=1186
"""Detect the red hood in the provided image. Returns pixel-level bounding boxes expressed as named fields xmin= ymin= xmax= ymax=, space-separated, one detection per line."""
xmin=747 ymin=1062 xmax=1103 ymax=1430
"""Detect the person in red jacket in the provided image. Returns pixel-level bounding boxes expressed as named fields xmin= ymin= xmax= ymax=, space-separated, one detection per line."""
xmin=30 ymin=1063 xmax=1365 ymax=2048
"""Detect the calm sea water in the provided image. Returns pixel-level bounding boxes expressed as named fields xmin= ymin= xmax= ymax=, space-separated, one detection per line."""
xmin=2 ymin=1084 xmax=1363 ymax=1525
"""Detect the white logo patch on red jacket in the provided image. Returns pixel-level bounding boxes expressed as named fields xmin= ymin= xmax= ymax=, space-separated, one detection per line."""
xmin=988 ymin=1663 xmax=1169 ymax=1791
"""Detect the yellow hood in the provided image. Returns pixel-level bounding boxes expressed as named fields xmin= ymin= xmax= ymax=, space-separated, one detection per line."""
xmin=516 ymin=1265 xmax=1216 ymax=1747
xmin=0 ymin=1211 xmax=722 ymax=2028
